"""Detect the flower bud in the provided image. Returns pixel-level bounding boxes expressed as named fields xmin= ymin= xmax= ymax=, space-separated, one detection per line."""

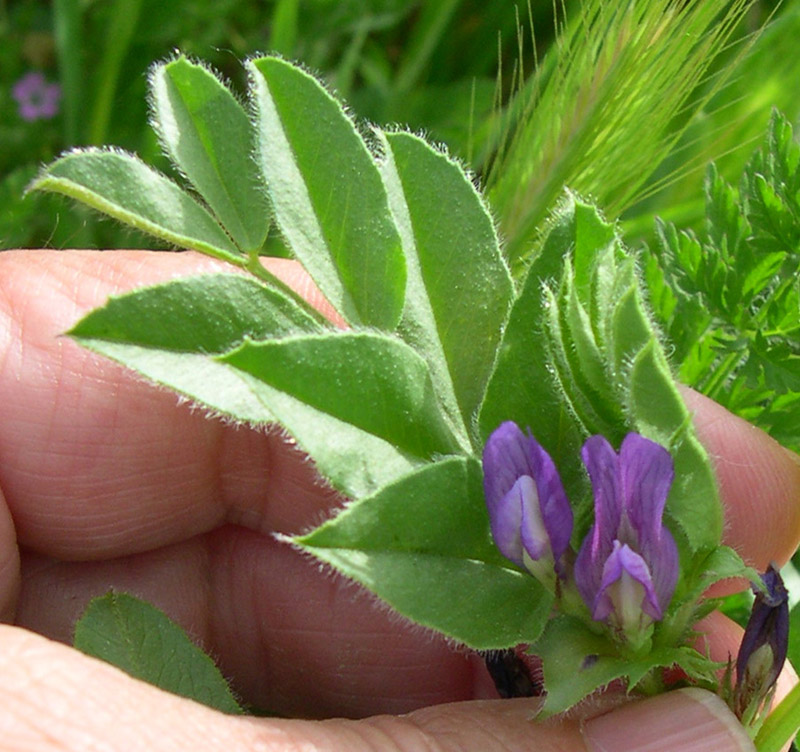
xmin=482 ymin=422 xmax=573 ymax=587
xmin=733 ymin=564 xmax=789 ymax=723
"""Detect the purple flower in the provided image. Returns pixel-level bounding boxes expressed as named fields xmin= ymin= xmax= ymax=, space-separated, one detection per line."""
xmin=574 ymin=433 xmax=679 ymax=635
xmin=734 ymin=564 xmax=789 ymax=720
xmin=12 ymin=72 xmax=62 ymax=122
xmin=482 ymin=421 xmax=573 ymax=585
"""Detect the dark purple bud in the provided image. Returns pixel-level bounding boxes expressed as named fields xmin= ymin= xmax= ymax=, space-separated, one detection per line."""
xmin=734 ymin=564 xmax=789 ymax=720
xmin=482 ymin=422 xmax=573 ymax=582
xmin=574 ymin=433 xmax=679 ymax=636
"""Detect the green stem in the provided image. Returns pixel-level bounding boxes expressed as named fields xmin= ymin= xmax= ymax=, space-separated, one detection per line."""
xmin=754 ymin=682 xmax=800 ymax=752
xmin=244 ymin=252 xmax=329 ymax=327
xmin=88 ymin=0 xmax=143 ymax=146
xmin=393 ymin=0 xmax=463 ymax=94
xmin=699 ymin=347 xmax=744 ymax=401
xmin=53 ymin=0 xmax=83 ymax=145
xmin=333 ymin=20 xmax=369 ymax=100
xmin=269 ymin=0 xmax=300 ymax=56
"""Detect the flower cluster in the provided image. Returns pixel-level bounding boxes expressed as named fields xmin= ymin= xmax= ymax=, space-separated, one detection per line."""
xmin=482 ymin=422 xmax=679 ymax=643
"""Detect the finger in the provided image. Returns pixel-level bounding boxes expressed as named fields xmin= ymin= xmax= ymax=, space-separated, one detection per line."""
xmin=0 ymin=250 xmax=341 ymax=560
xmin=1 ymin=250 xmax=477 ymax=717
xmin=14 ymin=528 xmax=480 ymax=717
xmin=4 ymin=250 xmax=800 ymax=719
xmin=681 ymin=387 xmax=800 ymax=570
xmin=3 ymin=251 xmax=798 ymax=565
xmin=0 ymin=625 xmax=753 ymax=752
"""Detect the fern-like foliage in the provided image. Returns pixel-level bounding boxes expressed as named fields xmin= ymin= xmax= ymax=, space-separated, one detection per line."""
xmin=646 ymin=110 xmax=800 ymax=451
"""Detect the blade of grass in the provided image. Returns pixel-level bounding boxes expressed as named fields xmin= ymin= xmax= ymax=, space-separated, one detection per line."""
xmin=269 ymin=0 xmax=299 ymax=56
xmin=487 ymin=0 xmax=755 ymax=274
xmin=88 ymin=0 xmax=143 ymax=146
xmin=754 ymin=682 xmax=800 ymax=752
xmin=53 ymin=0 xmax=83 ymax=145
xmin=393 ymin=0 xmax=463 ymax=94
xmin=333 ymin=18 xmax=370 ymax=100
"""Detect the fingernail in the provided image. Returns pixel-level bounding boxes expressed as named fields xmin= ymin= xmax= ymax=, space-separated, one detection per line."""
xmin=581 ymin=688 xmax=755 ymax=752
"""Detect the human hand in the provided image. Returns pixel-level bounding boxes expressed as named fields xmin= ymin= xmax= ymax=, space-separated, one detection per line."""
xmin=1 ymin=249 xmax=799 ymax=751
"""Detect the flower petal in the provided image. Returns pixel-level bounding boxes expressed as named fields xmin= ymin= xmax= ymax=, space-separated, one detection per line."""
xmin=519 ymin=475 xmax=550 ymax=561
xmin=488 ymin=476 xmax=527 ymax=566
xmin=580 ymin=435 xmax=622 ymax=557
xmin=574 ymin=526 xmax=602 ymax=610
xmin=619 ymin=433 xmax=674 ymax=548
xmin=482 ymin=421 xmax=534 ymax=515
xmin=594 ymin=541 xmax=662 ymax=624
xmin=736 ymin=564 xmax=789 ymax=693
xmin=527 ymin=439 xmax=573 ymax=561
xmin=647 ymin=525 xmax=679 ymax=614
xmin=483 ymin=421 xmax=573 ymax=570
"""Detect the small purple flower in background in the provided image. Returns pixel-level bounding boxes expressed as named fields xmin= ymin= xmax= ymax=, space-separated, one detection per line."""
xmin=482 ymin=421 xmax=573 ymax=587
xmin=12 ymin=72 xmax=62 ymax=122
xmin=574 ymin=434 xmax=679 ymax=640
xmin=733 ymin=564 xmax=789 ymax=722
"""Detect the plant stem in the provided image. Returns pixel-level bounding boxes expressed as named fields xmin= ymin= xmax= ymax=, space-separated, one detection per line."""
xmin=244 ymin=252 xmax=329 ymax=327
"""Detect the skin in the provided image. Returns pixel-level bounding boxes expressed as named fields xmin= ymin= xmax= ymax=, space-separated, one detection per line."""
xmin=0 ymin=249 xmax=799 ymax=751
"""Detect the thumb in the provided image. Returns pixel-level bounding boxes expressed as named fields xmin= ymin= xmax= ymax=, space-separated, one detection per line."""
xmin=0 ymin=626 xmax=753 ymax=752
xmin=579 ymin=689 xmax=754 ymax=752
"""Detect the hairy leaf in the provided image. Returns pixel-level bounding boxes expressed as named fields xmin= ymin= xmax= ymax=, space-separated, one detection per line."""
xmin=480 ymin=193 xmax=722 ymax=552
xmin=534 ymin=616 xmax=719 ymax=717
xmin=248 ymin=56 xmax=406 ymax=330
xmin=220 ymin=331 xmax=465 ymax=460
xmin=29 ymin=149 xmax=242 ymax=263
xmin=74 ymin=592 xmax=242 ymax=714
xmin=295 ymin=458 xmax=553 ymax=649
xmin=380 ymin=131 xmax=513 ymax=440
xmin=150 ymin=56 xmax=270 ymax=252
xmin=68 ymin=273 xmax=321 ymax=424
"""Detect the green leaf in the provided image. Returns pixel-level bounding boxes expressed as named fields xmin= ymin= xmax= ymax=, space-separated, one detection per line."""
xmin=247 ymin=56 xmax=405 ymax=329
xmin=72 ymin=280 xmax=423 ymax=496
xmin=294 ymin=458 xmax=553 ymax=649
xmin=478 ymin=195 xmax=587 ymax=500
xmin=220 ymin=331 xmax=465 ymax=460
xmin=621 ymin=317 xmax=722 ymax=552
xmin=69 ymin=273 xmax=321 ymax=424
xmin=380 ymin=130 xmax=513 ymax=437
xmin=28 ymin=149 xmax=242 ymax=263
xmin=678 ymin=545 xmax=759 ymax=607
xmin=150 ymin=57 xmax=270 ymax=252
xmin=74 ymin=592 xmax=242 ymax=714
xmin=755 ymin=682 xmax=800 ymax=752
xmin=534 ymin=616 xmax=719 ymax=717
xmin=70 ymin=273 xmax=321 ymax=352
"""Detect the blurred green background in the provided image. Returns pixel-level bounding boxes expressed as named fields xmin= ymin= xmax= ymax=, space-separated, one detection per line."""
xmin=4 ymin=0 xmax=797 ymax=253
xmin=1 ymin=0 xmax=550 ymax=249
